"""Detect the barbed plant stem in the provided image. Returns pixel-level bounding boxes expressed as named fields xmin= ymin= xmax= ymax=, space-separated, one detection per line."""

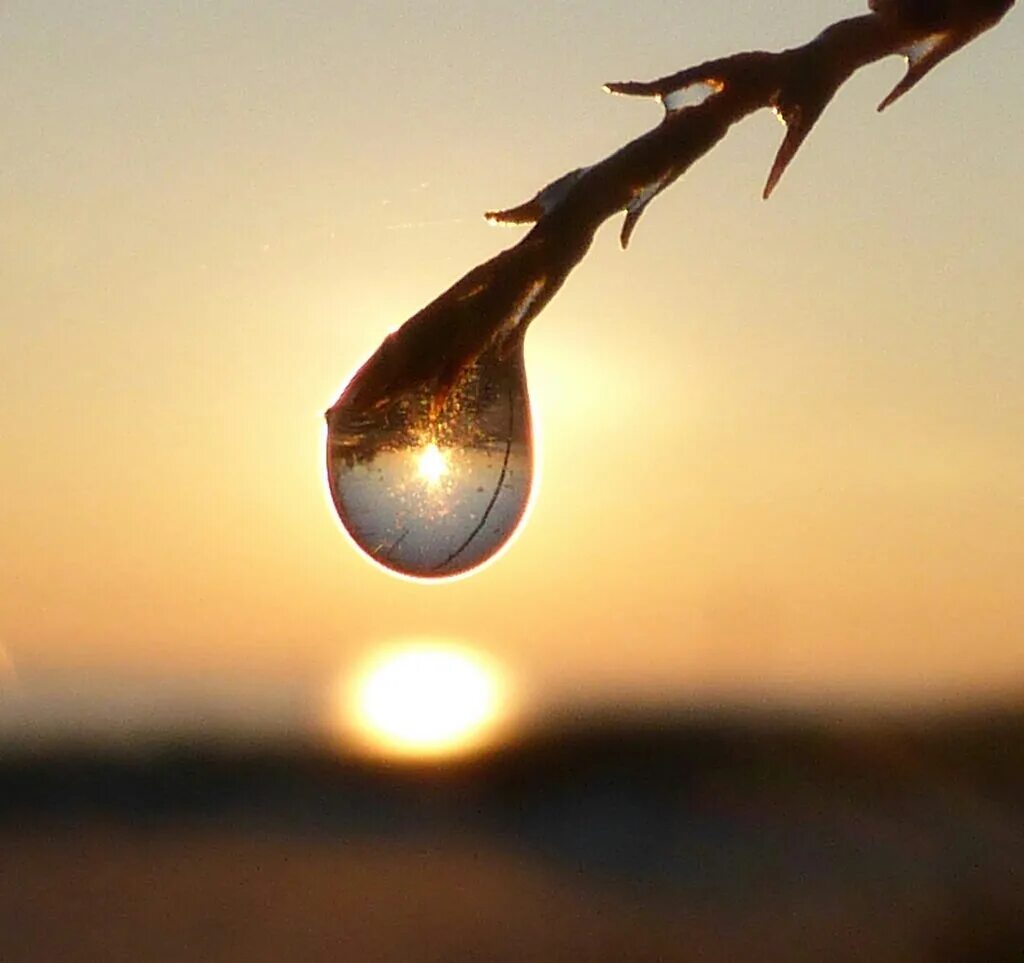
xmin=334 ymin=1 xmax=1014 ymax=419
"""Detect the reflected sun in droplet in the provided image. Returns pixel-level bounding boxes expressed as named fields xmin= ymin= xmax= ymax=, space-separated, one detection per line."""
xmin=339 ymin=642 xmax=508 ymax=759
xmin=415 ymin=442 xmax=449 ymax=488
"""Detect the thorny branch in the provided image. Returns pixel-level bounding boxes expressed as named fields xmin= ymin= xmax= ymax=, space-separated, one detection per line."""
xmin=335 ymin=0 xmax=1014 ymax=420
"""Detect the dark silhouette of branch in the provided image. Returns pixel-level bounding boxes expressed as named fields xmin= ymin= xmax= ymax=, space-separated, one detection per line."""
xmin=333 ymin=0 xmax=1014 ymax=423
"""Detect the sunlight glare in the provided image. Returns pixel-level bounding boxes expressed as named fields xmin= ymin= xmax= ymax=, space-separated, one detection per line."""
xmin=415 ymin=442 xmax=449 ymax=487
xmin=346 ymin=643 xmax=505 ymax=758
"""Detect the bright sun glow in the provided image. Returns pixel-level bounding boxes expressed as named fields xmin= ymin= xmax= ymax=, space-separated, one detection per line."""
xmin=347 ymin=644 xmax=505 ymax=758
xmin=415 ymin=442 xmax=449 ymax=487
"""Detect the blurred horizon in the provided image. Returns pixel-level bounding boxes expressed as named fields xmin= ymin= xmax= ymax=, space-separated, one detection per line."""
xmin=3 ymin=669 xmax=1024 ymax=750
xmin=4 ymin=700 xmax=1024 ymax=961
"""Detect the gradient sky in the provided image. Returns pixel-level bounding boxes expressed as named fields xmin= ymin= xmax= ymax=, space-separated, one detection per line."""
xmin=2 ymin=1 xmax=1022 ymax=741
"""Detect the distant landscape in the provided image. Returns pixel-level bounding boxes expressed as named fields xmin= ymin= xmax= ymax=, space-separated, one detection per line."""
xmin=3 ymin=705 xmax=1023 ymax=962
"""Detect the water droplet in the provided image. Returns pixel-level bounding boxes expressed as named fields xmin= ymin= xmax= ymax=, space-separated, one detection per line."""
xmin=326 ymin=340 xmax=533 ymax=580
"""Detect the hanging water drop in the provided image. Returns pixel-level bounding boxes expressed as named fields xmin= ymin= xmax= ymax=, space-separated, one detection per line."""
xmin=326 ymin=334 xmax=534 ymax=580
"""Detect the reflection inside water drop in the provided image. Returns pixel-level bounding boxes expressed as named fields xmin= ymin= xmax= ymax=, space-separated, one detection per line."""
xmin=415 ymin=442 xmax=449 ymax=487
xmin=326 ymin=341 xmax=533 ymax=579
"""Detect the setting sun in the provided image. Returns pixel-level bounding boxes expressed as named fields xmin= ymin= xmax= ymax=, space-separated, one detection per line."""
xmin=345 ymin=643 xmax=506 ymax=759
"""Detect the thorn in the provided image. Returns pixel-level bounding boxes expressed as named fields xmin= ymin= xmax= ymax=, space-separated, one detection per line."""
xmin=485 ymin=201 xmax=542 ymax=225
xmin=876 ymin=33 xmax=956 ymax=112
xmin=486 ymin=167 xmax=591 ymax=226
xmin=618 ymin=174 xmax=672 ymax=250
xmin=604 ymin=80 xmax=660 ymax=98
xmin=876 ymin=64 xmax=927 ymax=111
xmin=876 ymin=87 xmax=902 ymax=112
xmin=764 ymin=113 xmax=805 ymax=199
xmin=620 ymin=210 xmax=641 ymax=250
xmin=763 ymin=95 xmax=831 ymax=199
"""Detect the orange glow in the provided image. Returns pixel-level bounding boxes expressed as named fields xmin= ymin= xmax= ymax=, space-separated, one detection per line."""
xmin=2 ymin=2 xmax=1022 ymax=726
xmin=340 ymin=643 xmax=508 ymax=759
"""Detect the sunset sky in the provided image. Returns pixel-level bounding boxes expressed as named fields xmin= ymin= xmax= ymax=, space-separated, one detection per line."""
xmin=2 ymin=1 xmax=1022 ymax=744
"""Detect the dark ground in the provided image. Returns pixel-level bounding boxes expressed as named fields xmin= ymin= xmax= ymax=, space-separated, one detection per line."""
xmin=2 ymin=706 xmax=1023 ymax=962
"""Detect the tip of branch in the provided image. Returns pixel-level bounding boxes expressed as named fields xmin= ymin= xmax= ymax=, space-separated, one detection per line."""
xmin=485 ymin=202 xmax=542 ymax=225
xmin=877 ymin=32 xmax=962 ymax=112
xmin=762 ymin=131 xmax=798 ymax=200
xmin=875 ymin=65 xmax=923 ymax=112
xmin=604 ymin=80 xmax=659 ymax=98
xmin=762 ymin=95 xmax=832 ymax=201
xmin=875 ymin=76 xmax=916 ymax=113
xmin=487 ymin=167 xmax=592 ymax=227
xmin=619 ymin=212 xmax=639 ymax=250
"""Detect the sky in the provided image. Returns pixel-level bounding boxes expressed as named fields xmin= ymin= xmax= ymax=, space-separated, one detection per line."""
xmin=2 ymin=1 xmax=1022 ymax=743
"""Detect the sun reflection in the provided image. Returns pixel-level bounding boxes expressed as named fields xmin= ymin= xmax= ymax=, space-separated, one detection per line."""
xmin=415 ymin=442 xmax=449 ymax=487
xmin=341 ymin=643 xmax=507 ymax=759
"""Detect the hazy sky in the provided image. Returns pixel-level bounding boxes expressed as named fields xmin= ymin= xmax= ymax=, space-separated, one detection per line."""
xmin=2 ymin=1 xmax=1022 ymax=740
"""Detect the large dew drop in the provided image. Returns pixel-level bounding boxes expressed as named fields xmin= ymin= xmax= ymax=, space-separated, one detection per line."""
xmin=326 ymin=339 xmax=533 ymax=580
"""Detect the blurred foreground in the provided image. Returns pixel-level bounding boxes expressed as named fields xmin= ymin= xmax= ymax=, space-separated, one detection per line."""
xmin=2 ymin=705 xmax=1023 ymax=962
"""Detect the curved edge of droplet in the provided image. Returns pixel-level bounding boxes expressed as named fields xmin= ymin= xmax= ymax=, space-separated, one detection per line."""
xmin=319 ymin=353 xmax=544 ymax=586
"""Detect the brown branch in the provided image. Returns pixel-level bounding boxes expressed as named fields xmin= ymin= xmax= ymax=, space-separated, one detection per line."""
xmin=329 ymin=0 xmax=1014 ymax=429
